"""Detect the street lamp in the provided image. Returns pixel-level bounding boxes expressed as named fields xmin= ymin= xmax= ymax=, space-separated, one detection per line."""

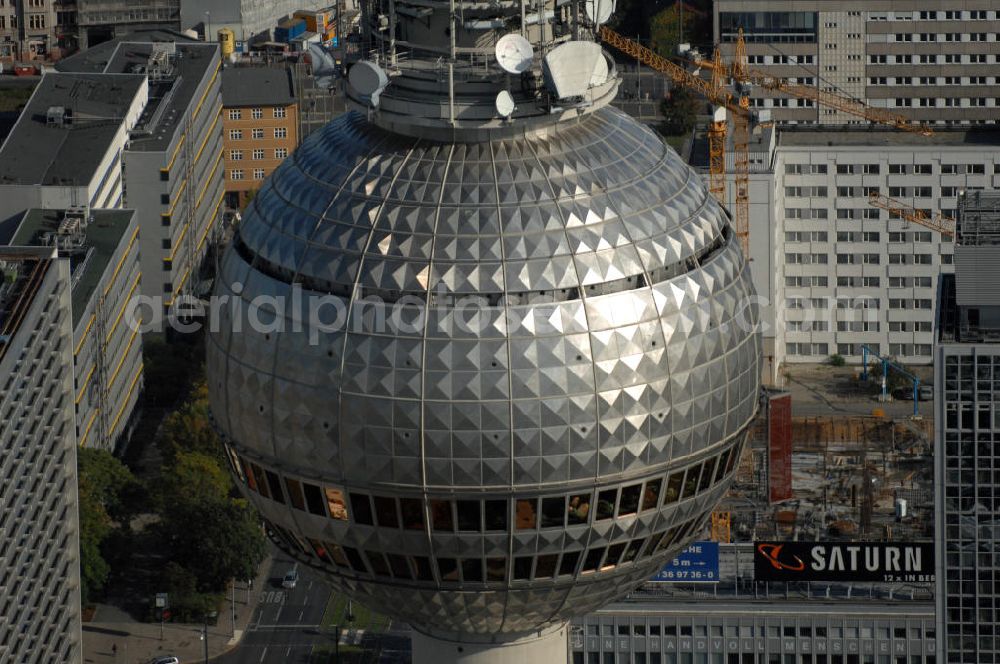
xmin=201 ymin=610 xmax=218 ymax=663
xmin=204 ymin=11 xmax=212 ymax=42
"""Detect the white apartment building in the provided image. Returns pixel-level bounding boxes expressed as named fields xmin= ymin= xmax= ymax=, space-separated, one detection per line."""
xmin=0 ymin=246 xmax=82 ymax=664
xmin=701 ymin=126 xmax=1000 ymax=378
xmin=714 ymin=1 xmax=1000 ymax=126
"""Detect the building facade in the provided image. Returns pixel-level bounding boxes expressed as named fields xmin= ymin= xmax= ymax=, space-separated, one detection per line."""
xmin=714 ymin=1 xmax=1000 ymax=126
xmin=76 ymin=0 xmax=181 ymax=49
xmin=0 ymin=246 xmax=82 ymax=664
xmin=7 ymin=208 xmax=143 ymax=452
xmin=221 ymin=66 xmax=298 ymax=208
xmin=935 ymin=192 xmax=1000 ymax=663
xmin=0 ymin=0 xmax=78 ymax=61
xmin=572 ymin=601 xmax=936 ymax=664
xmin=179 ymin=0 xmax=331 ymax=43
xmin=693 ymin=126 xmax=1000 ymax=375
xmin=57 ymin=36 xmax=225 ymax=307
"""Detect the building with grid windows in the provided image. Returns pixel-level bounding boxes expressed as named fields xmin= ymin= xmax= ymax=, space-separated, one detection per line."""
xmin=0 ymin=0 xmax=78 ymax=61
xmin=692 ymin=125 xmax=1000 ymax=380
xmin=0 ymin=246 xmax=82 ymax=664
xmin=3 ymin=208 xmax=143 ymax=452
xmin=57 ymin=34 xmax=225 ymax=306
xmin=221 ymin=66 xmax=299 ymax=209
xmin=935 ymin=191 xmax=1000 ymax=663
xmin=713 ymin=1 xmax=1000 ymax=126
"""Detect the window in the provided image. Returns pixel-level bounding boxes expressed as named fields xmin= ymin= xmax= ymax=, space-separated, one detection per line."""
xmin=274 ymin=127 xmax=288 ymax=139
xmin=230 ymin=150 xmax=242 ymax=161
xmin=252 ymin=149 xmax=265 ymax=160
xmin=253 ymin=168 xmax=266 ymax=180
xmin=456 ymin=500 xmax=481 ymax=531
xmin=399 ymin=498 xmax=424 ymax=530
xmin=431 ymin=500 xmax=454 ymax=531
xmin=251 ymin=107 xmax=263 ymax=119
xmin=274 ymin=107 xmax=287 ymax=118
xmin=275 ymin=147 xmax=288 ymax=159
xmin=251 ymin=128 xmax=264 ymax=139
xmin=325 ymin=488 xmax=348 ymax=520
xmin=230 ymin=169 xmax=244 ymax=181
xmin=229 ymin=129 xmax=242 ymax=140
xmin=228 ymin=109 xmax=241 ymax=120
xmin=350 ymin=493 xmax=374 ymax=525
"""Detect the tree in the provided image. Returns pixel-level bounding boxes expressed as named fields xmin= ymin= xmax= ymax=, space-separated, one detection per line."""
xmin=650 ymin=3 xmax=702 ymax=58
xmin=77 ymin=449 xmax=142 ymax=604
xmin=660 ymin=86 xmax=701 ymax=136
xmin=156 ymin=451 xmax=232 ymax=507
xmin=158 ymin=383 xmax=223 ymax=463
xmin=159 ymin=497 xmax=267 ymax=592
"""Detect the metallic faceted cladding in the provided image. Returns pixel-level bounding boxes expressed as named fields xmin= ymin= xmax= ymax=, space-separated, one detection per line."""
xmin=207 ymin=107 xmax=761 ymax=639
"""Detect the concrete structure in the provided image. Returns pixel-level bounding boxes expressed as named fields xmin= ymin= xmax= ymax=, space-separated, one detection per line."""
xmin=714 ymin=1 xmax=1000 ymax=126
xmin=6 ymin=208 xmax=142 ymax=452
xmin=935 ymin=191 xmax=1000 ymax=663
xmin=0 ymin=246 xmax=82 ymax=664
xmin=690 ymin=126 xmax=1000 ymax=379
xmin=76 ymin=0 xmax=181 ymax=49
xmin=0 ymin=0 xmax=78 ymax=61
xmin=0 ymin=72 xmax=149 ymax=224
xmin=207 ymin=1 xmax=762 ymax=662
xmin=573 ymin=599 xmax=936 ymax=663
xmin=220 ymin=66 xmax=299 ymax=208
xmin=58 ymin=35 xmax=225 ymax=306
xmin=180 ymin=0 xmax=331 ymax=43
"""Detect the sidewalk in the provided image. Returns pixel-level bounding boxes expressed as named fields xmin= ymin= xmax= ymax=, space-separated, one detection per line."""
xmin=82 ymin=556 xmax=274 ymax=664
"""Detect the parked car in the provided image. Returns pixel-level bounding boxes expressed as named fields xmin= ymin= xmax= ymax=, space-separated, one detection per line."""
xmin=149 ymin=656 xmax=180 ymax=664
xmin=918 ymin=384 xmax=934 ymax=401
xmin=282 ymin=568 xmax=299 ymax=589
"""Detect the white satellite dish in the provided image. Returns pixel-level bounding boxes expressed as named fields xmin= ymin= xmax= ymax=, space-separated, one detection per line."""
xmin=495 ymin=90 xmax=516 ymax=118
xmin=543 ymin=41 xmax=603 ymax=99
xmin=348 ymin=60 xmax=389 ymax=107
xmin=495 ymin=33 xmax=535 ymax=74
xmin=590 ymin=52 xmax=609 ymax=87
xmin=584 ymin=0 xmax=616 ymax=26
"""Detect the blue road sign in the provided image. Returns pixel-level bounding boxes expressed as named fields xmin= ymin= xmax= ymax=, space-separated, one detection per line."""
xmin=652 ymin=541 xmax=720 ymax=583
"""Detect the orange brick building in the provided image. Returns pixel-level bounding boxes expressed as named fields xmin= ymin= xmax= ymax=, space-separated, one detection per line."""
xmin=221 ymin=67 xmax=299 ymax=208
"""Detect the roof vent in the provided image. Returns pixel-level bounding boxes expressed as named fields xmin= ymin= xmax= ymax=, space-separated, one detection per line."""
xmin=46 ymin=106 xmax=71 ymax=126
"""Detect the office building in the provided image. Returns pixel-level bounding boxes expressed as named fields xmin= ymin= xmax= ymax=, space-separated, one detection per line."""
xmin=0 ymin=0 xmax=78 ymax=61
xmin=714 ymin=1 xmax=1000 ymax=126
xmin=180 ymin=0 xmax=331 ymax=43
xmin=76 ymin=0 xmax=181 ymax=49
xmin=0 ymin=72 xmax=149 ymax=224
xmin=221 ymin=66 xmax=299 ymax=208
xmin=0 ymin=246 xmax=82 ymax=664
xmin=57 ymin=35 xmax=225 ymax=306
xmin=5 ymin=208 xmax=142 ymax=451
xmin=935 ymin=191 xmax=1000 ymax=663
xmin=689 ymin=126 xmax=1000 ymax=379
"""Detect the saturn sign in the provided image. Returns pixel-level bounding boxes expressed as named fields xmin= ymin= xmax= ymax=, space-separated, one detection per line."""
xmin=754 ymin=541 xmax=935 ymax=583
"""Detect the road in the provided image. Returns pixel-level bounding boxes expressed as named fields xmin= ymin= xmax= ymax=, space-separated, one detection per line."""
xmin=214 ymin=549 xmax=335 ymax=664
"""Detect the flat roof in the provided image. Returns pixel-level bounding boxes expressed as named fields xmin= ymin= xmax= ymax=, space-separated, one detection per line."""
xmin=11 ymin=208 xmax=136 ymax=327
xmin=778 ymin=126 xmax=1000 ymax=148
xmin=59 ymin=35 xmax=220 ymax=153
xmin=221 ymin=66 xmax=296 ymax=107
xmin=0 ymin=73 xmax=145 ymax=186
xmin=0 ymin=247 xmax=57 ymax=361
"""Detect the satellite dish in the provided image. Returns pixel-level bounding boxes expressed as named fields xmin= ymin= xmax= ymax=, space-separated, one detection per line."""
xmin=590 ymin=52 xmax=609 ymax=87
xmin=348 ymin=60 xmax=389 ymax=107
xmin=495 ymin=34 xmax=534 ymax=74
xmin=584 ymin=0 xmax=615 ymax=26
xmin=495 ymin=90 xmax=516 ymax=118
xmin=543 ymin=41 xmax=603 ymax=99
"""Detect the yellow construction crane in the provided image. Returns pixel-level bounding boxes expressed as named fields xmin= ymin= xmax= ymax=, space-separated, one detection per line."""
xmin=867 ymin=192 xmax=956 ymax=238
xmin=599 ymin=25 xmax=752 ymax=256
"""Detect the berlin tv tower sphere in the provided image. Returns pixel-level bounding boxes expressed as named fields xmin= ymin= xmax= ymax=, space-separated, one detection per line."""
xmin=207 ymin=1 xmax=760 ymax=660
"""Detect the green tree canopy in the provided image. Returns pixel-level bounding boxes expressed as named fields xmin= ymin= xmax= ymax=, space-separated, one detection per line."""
xmin=660 ymin=85 xmax=701 ymax=136
xmin=650 ymin=3 xmax=703 ymax=58
xmin=157 ymin=450 xmax=232 ymax=507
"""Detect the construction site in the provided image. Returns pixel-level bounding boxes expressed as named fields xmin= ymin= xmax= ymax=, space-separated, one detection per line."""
xmin=713 ymin=398 xmax=935 ymax=546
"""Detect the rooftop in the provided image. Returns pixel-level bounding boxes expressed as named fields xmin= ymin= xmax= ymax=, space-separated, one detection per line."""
xmin=778 ymin=125 xmax=1000 ymax=148
xmin=0 ymin=247 xmax=57 ymax=362
xmin=11 ymin=208 xmax=136 ymax=328
xmin=221 ymin=66 xmax=296 ymax=108
xmin=0 ymin=73 xmax=146 ymax=186
xmin=59 ymin=35 xmax=220 ymax=153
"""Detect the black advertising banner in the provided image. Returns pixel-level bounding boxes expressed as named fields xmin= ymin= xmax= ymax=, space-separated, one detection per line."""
xmin=754 ymin=541 xmax=935 ymax=583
